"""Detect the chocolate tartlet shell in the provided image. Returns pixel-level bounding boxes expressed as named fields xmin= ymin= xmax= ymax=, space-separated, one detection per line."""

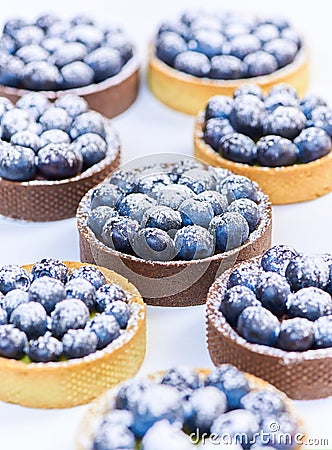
xmin=77 ymin=184 xmax=272 ymax=307
xmin=76 ymin=369 xmax=305 ymax=450
xmin=148 ymin=46 xmax=309 ymax=115
xmin=0 ymin=261 xmax=146 ymax=409
xmin=194 ymin=114 xmax=332 ymax=205
xmin=206 ymin=256 xmax=332 ymax=400
xmin=0 ymin=57 xmax=139 ymax=118
xmin=0 ymin=123 xmax=120 ymax=222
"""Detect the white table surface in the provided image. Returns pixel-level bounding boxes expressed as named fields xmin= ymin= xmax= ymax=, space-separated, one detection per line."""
xmin=0 ymin=0 xmax=331 ymax=449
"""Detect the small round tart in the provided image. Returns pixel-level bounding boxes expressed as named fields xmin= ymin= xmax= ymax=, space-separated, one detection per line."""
xmin=0 ymin=93 xmax=120 ymax=221
xmin=0 ymin=14 xmax=139 ymax=117
xmin=77 ymin=365 xmax=304 ymax=450
xmin=0 ymin=259 xmax=146 ymax=408
xmin=194 ymin=85 xmax=332 ymax=204
xmin=77 ymin=158 xmax=272 ymax=307
xmin=207 ymin=244 xmax=332 ymax=399
xmin=148 ymin=10 xmax=308 ymax=114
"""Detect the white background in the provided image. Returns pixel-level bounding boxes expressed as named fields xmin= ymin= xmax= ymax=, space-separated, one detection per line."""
xmin=0 ymin=1 xmax=331 ymax=449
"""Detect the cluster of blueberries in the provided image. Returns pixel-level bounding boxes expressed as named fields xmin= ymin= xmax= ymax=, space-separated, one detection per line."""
xmin=156 ymin=11 xmax=301 ymax=79
xmin=0 ymin=93 xmax=110 ymax=181
xmin=203 ymin=84 xmax=332 ymax=166
xmin=218 ymin=244 xmax=332 ymax=351
xmin=87 ymin=159 xmax=264 ymax=262
xmin=0 ymin=258 xmax=132 ymax=362
xmin=92 ymin=365 xmax=299 ymax=450
xmin=0 ymin=14 xmax=133 ymax=90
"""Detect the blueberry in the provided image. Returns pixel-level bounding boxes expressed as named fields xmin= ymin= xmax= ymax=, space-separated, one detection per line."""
xmin=14 ymin=25 xmax=44 ymax=48
xmin=190 ymin=16 xmax=222 ymax=32
xmin=0 ymin=97 xmax=13 ymax=121
xmin=29 ymin=276 xmax=65 ymax=314
xmin=161 ymin=367 xmax=200 ymax=400
xmin=88 ymin=206 xmax=119 ymax=237
xmin=263 ymin=106 xmax=306 ymax=139
xmin=210 ymin=55 xmax=246 ymax=80
xmin=16 ymin=92 xmax=50 ymax=120
xmin=89 ymin=313 xmax=120 ymax=349
xmin=260 ymin=413 xmax=299 ymax=450
xmin=244 ymin=51 xmax=278 ymax=76
xmin=178 ymin=168 xmax=215 ymax=194
xmin=2 ymin=290 xmax=29 ymax=316
xmin=261 ymin=245 xmax=298 ymax=276
xmin=1 ymin=108 xmax=31 ymax=140
xmin=133 ymin=228 xmax=176 ymax=261
xmin=31 ymin=258 xmax=68 ymax=283
xmin=98 ymin=409 xmax=134 ymax=429
xmin=15 ymin=44 xmax=49 ymax=64
xmin=205 ymin=96 xmax=234 ymax=121
xmin=314 ymin=316 xmax=332 ymax=348
xmin=39 ymin=129 xmax=71 ymax=147
xmin=0 ymin=55 xmax=24 ymax=87
xmin=10 ymin=301 xmax=47 ymax=340
xmin=132 ymin=172 xmax=172 ymax=197
xmin=234 ymin=84 xmax=263 ymax=99
xmin=108 ymin=169 xmax=136 ymax=194
xmin=36 ymin=13 xmax=60 ymax=31
xmin=156 ymin=32 xmax=187 ymax=66
xmin=264 ymin=92 xmax=299 ymax=113
xmin=66 ymin=278 xmax=96 ymax=311
xmin=256 ymin=135 xmax=298 ymax=167
xmin=41 ymin=37 xmax=64 ymax=53
xmin=104 ymin=300 xmax=130 ymax=328
xmin=209 ymin=212 xmax=249 ymax=252
xmin=156 ymin=184 xmax=195 ymax=210
xmin=230 ymin=95 xmax=267 ymax=140
xmin=254 ymin=24 xmax=280 ymax=44
xmin=51 ymin=42 xmax=87 ymax=68
xmin=203 ymin=118 xmax=235 ymax=150
xmin=309 ymin=106 xmax=332 ymax=137
xmin=269 ymin=84 xmax=298 ymax=98
xmin=287 ymin=287 xmax=332 ymax=321
xmin=118 ymin=193 xmax=156 ymax=222
xmin=96 ymin=284 xmax=129 ymax=314
xmin=37 ymin=143 xmax=83 ymax=180
xmin=240 ymin=390 xmax=285 ymax=423
xmin=237 ymin=306 xmax=280 ymax=346
xmin=218 ymin=175 xmax=259 ymax=203
xmin=141 ymin=421 xmax=192 ymax=450
xmin=71 ymin=15 xmax=94 ymax=26
xmin=227 ymin=262 xmax=264 ymax=293
xmin=54 ymin=94 xmax=89 ymax=118
xmin=185 ymin=386 xmax=227 ymax=434
xmin=256 ymin=271 xmax=290 ymax=317
xmin=170 ymin=159 xmax=205 ymax=180
xmin=299 ymin=95 xmax=327 ymax=119
xmin=174 ymin=225 xmax=214 ymax=260
xmin=71 ymin=132 xmax=107 ymax=169
xmin=93 ymin=422 xmax=135 ymax=450
xmin=69 ymin=266 xmax=106 ymax=291
xmin=278 ymin=317 xmax=314 ymax=351
xmin=281 ymin=28 xmax=302 ymax=48
xmin=10 ymin=130 xmax=41 ymax=153
xmin=211 ymin=410 xmax=259 ymax=450
xmin=218 ymin=133 xmax=256 ymax=164
xmin=0 ymin=307 xmax=7 ymax=325
xmin=91 ymin=184 xmax=123 ymax=209
xmin=0 ymin=324 xmax=27 ymax=359
xmin=285 ymin=254 xmax=329 ymax=291
xmin=70 ymin=111 xmax=106 ymax=140
xmin=51 ymin=298 xmax=89 ymax=338
xmin=157 ymin=20 xmax=189 ymax=37
xmin=66 ymin=25 xmax=104 ymax=51
xmin=229 ymin=34 xmax=261 ymax=60
xmin=62 ymin=328 xmax=98 ymax=359
xmin=174 ymin=51 xmax=210 ymax=77
xmin=60 ymin=61 xmax=95 ymax=89
xmin=196 ymin=190 xmax=228 ymax=216
xmin=263 ymin=38 xmax=298 ymax=68
xmin=188 ymin=29 xmax=225 ymax=58
xmin=223 ymin=22 xmax=251 ymax=39
xmin=85 ymin=47 xmax=123 ymax=83
xmin=142 ymin=206 xmax=182 ymax=234
xmin=28 ymin=332 xmax=63 ymax=362
xmin=228 ymin=198 xmax=260 ymax=233
xmin=115 ymin=377 xmax=153 ymax=411
xmin=220 ymin=285 xmax=260 ymax=327
xmin=0 ymin=144 xmax=36 ymax=181
xmin=294 ymin=127 xmax=331 ymax=163
xmin=104 ymin=31 xmax=133 ymax=63
xmin=263 ymin=17 xmax=290 ymax=31
xmin=179 ymin=198 xmax=214 ymax=228
xmin=22 ymin=61 xmax=61 ymax=90
xmin=0 ymin=265 xmax=30 ymax=294
xmin=3 ymin=18 xmax=28 ymax=39
xmin=39 ymin=106 xmax=72 ymax=133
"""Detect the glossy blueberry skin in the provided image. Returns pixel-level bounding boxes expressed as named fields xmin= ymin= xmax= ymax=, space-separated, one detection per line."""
xmin=314 ymin=316 xmax=332 ymax=348
xmin=308 ymin=106 xmax=332 ymax=137
xmin=101 ymin=216 xmax=139 ymax=254
xmin=0 ymin=265 xmax=30 ymax=294
xmin=51 ymin=298 xmax=90 ymax=338
xmin=227 ymin=262 xmax=264 ymax=293
xmin=178 ymin=168 xmax=216 ymax=194
xmin=28 ymin=333 xmax=63 ymax=362
xmin=31 ymin=258 xmax=68 ymax=283
xmin=133 ymin=228 xmax=176 ymax=262
xmin=287 ymin=287 xmax=332 ymax=321
xmin=174 ymin=51 xmax=211 ymax=77
xmin=205 ymin=95 xmax=234 ymax=121
xmin=142 ymin=206 xmax=182 ymax=234
xmin=234 ymin=84 xmax=263 ymax=99
xmin=2 ymin=290 xmax=29 ymax=316
xmin=220 ymin=285 xmax=260 ymax=327
xmin=174 ymin=225 xmax=215 ymax=260
xmin=0 ymin=324 xmax=27 ymax=359
xmin=10 ymin=301 xmax=47 ymax=339
xmin=89 ymin=313 xmax=120 ymax=349
xmin=203 ymin=118 xmax=235 ymax=151
xmin=88 ymin=206 xmax=119 ymax=237
xmin=261 ymin=244 xmax=298 ymax=276
xmin=29 ymin=276 xmax=66 ymax=314
xmin=96 ymin=283 xmax=128 ymax=313
xmin=22 ymin=61 xmax=61 ymax=90
xmin=0 ymin=144 xmax=36 ymax=181
xmin=85 ymin=47 xmax=122 ymax=82
xmin=62 ymin=328 xmax=98 ymax=359
xmin=263 ymin=106 xmax=306 ymax=140
xmin=196 ymin=190 xmax=228 ymax=216
xmin=161 ymin=366 xmax=200 ymax=400
xmin=37 ymin=143 xmax=83 ymax=180
xmin=188 ymin=29 xmax=225 ymax=58
xmin=10 ymin=130 xmax=41 ymax=153
xmin=237 ymin=305 xmax=280 ymax=346
xmin=263 ymin=38 xmax=298 ymax=68
xmin=65 ymin=278 xmax=96 ymax=311
xmin=218 ymin=175 xmax=259 ymax=203
xmin=256 ymin=271 xmax=290 ymax=317
xmin=209 ymin=212 xmax=249 ymax=252
xmin=0 ymin=307 xmax=7 ymax=325
xmin=179 ymin=198 xmax=214 ymax=229
xmin=294 ymin=127 xmax=331 ymax=163
xmin=277 ymin=317 xmax=314 ymax=351
xmin=93 ymin=423 xmax=135 ymax=450
xmin=256 ymin=135 xmax=298 ymax=167
xmin=285 ymin=254 xmax=330 ymax=291
xmin=299 ymin=95 xmax=327 ymax=119
xmin=69 ymin=266 xmax=106 ymax=291
xmin=230 ymin=95 xmax=266 ymax=140
xmin=105 ymin=300 xmax=130 ymax=329
xmin=240 ymin=389 xmax=285 ymax=423
xmin=218 ymin=132 xmax=256 ymax=164
xmin=210 ymin=55 xmax=246 ymax=80
xmin=156 ymin=31 xmax=187 ymax=66
xmin=244 ymin=50 xmax=278 ymax=76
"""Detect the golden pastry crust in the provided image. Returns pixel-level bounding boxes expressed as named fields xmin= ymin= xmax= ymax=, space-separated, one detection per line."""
xmin=76 ymin=369 xmax=305 ymax=450
xmin=206 ymin=257 xmax=332 ymax=400
xmin=194 ymin=114 xmax=332 ymax=205
xmin=0 ymin=261 xmax=146 ymax=408
xmin=148 ymin=46 xmax=309 ymax=115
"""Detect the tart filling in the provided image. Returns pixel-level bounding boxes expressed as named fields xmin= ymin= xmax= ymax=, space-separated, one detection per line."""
xmin=77 ymin=365 xmax=304 ymax=450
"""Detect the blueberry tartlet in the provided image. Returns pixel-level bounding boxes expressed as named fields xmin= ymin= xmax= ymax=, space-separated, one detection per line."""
xmin=207 ymin=244 xmax=332 ymax=399
xmin=148 ymin=10 xmax=308 ymax=115
xmin=77 ymin=365 xmax=304 ymax=450
xmin=77 ymin=158 xmax=272 ymax=306
xmin=0 ymin=92 xmax=120 ymax=221
xmin=194 ymin=84 xmax=332 ymax=204
xmin=0 ymin=14 xmax=139 ymax=117
xmin=0 ymin=258 xmax=146 ymax=408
